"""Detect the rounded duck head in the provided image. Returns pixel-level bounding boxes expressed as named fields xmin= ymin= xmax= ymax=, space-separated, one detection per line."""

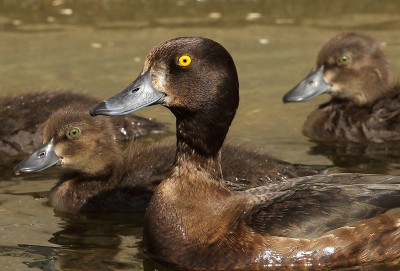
xmin=91 ymin=37 xmax=239 ymax=159
xmin=152 ymin=37 xmax=239 ymax=159
xmin=40 ymin=103 xmax=120 ymax=176
xmin=91 ymin=37 xmax=400 ymax=270
xmin=283 ymin=32 xmax=395 ymax=106
xmin=283 ymin=32 xmax=400 ymax=143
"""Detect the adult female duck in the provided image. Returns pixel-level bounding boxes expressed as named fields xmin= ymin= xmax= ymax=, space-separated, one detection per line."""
xmin=283 ymin=32 xmax=400 ymax=143
xmin=91 ymin=37 xmax=400 ymax=270
xmin=14 ymin=103 xmax=314 ymax=213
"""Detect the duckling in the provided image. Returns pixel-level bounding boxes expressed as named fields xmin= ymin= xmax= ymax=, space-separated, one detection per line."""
xmin=0 ymin=90 xmax=167 ymax=156
xmin=14 ymin=103 xmax=316 ymax=213
xmin=283 ymin=32 xmax=400 ymax=143
xmin=91 ymin=37 xmax=400 ymax=270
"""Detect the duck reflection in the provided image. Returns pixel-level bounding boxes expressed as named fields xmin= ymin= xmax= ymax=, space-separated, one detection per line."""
xmin=20 ymin=211 xmax=148 ymax=271
xmin=307 ymin=141 xmax=400 ymax=175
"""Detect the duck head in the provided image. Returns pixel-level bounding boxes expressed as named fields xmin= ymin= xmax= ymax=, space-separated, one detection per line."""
xmin=15 ymin=103 xmax=120 ymax=176
xmin=91 ymin=37 xmax=239 ymax=157
xmin=283 ymin=32 xmax=391 ymax=106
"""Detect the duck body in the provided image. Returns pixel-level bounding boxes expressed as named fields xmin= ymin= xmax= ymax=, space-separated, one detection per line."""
xmin=47 ymin=141 xmax=171 ymax=213
xmin=303 ymin=90 xmax=400 ymax=143
xmin=15 ymin=103 xmax=315 ymax=213
xmin=283 ymin=32 xmax=400 ymax=143
xmin=145 ymin=173 xmax=400 ymax=270
xmin=91 ymin=37 xmax=400 ymax=269
xmin=0 ymin=90 xmax=168 ymax=156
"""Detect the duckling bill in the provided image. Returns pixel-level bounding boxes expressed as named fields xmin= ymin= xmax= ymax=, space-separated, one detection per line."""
xmin=283 ymin=65 xmax=332 ymax=102
xmin=14 ymin=139 xmax=61 ymax=174
xmin=283 ymin=32 xmax=400 ymax=143
xmin=91 ymin=36 xmax=400 ymax=270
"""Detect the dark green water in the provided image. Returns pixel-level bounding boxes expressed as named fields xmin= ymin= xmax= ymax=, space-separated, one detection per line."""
xmin=2 ymin=0 xmax=400 ymax=270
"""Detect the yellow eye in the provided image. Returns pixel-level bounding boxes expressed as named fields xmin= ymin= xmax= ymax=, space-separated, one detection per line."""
xmin=68 ymin=128 xmax=81 ymax=138
xmin=178 ymin=55 xmax=192 ymax=67
xmin=338 ymin=55 xmax=350 ymax=65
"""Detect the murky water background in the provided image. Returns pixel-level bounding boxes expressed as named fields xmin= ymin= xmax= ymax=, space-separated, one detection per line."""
xmin=2 ymin=1 xmax=400 ymax=270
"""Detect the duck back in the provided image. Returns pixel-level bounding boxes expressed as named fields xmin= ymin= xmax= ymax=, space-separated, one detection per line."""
xmin=304 ymin=88 xmax=400 ymax=143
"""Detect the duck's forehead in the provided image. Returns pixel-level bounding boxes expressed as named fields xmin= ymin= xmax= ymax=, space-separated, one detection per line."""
xmin=143 ymin=40 xmax=180 ymax=70
xmin=317 ymin=43 xmax=352 ymax=66
xmin=318 ymin=33 xmax=376 ymax=63
xmin=142 ymin=37 xmax=206 ymax=71
xmin=44 ymin=113 xmax=86 ymax=134
xmin=143 ymin=47 xmax=166 ymax=72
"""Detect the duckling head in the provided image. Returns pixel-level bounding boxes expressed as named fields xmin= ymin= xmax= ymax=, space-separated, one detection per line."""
xmin=283 ymin=32 xmax=391 ymax=106
xmin=15 ymin=103 xmax=120 ymax=177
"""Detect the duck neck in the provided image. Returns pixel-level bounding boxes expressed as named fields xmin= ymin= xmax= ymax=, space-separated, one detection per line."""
xmin=144 ymin=111 xmax=240 ymax=252
xmin=172 ymin=109 xmax=233 ymax=182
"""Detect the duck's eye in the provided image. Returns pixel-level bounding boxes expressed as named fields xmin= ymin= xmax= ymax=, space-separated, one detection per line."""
xmin=338 ymin=55 xmax=351 ymax=65
xmin=68 ymin=128 xmax=81 ymax=138
xmin=178 ymin=55 xmax=192 ymax=67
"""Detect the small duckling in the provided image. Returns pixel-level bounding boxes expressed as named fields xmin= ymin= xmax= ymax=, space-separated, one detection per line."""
xmin=14 ymin=103 xmax=316 ymax=213
xmin=283 ymin=32 xmax=400 ymax=143
xmin=0 ymin=90 xmax=167 ymax=156
xmin=91 ymin=36 xmax=400 ymax=270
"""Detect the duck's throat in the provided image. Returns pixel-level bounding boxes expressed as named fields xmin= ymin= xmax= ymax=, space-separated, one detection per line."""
xmin=174 ymin=111 xmax=232 ymax=157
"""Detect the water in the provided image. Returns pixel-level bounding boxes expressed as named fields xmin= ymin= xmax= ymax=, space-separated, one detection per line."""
xmin=1 ymin=0 xmax=400 ymax=270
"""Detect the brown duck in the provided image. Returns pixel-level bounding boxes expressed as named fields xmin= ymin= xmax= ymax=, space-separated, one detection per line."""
xmin=283 ymin=32 xmax=400 ymax=143
xmin=91 ymin=36 xmax=400 ymax=270
xmin=14 ymin=103 xmax=315 ymax=213
xmin=0 ymin=90 xmax=167 ymax=156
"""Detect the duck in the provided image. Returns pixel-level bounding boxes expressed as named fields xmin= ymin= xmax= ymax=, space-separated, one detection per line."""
xmin=14 ymin=103 xmax=316 ymax=213
xmin=283 ymin=31 xmax=400 ymax=144
xmin=91 ymin=37 xmax=400 ymax=270
xmin=0 ymin=90 xmax=168 ymax=156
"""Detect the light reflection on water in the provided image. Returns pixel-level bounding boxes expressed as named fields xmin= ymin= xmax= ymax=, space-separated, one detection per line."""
xmin=2 ymin=1 xmax=400 ymax=270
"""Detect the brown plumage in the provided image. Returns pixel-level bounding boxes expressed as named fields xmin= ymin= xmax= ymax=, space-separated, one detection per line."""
xmin=91 ymin=36 xmax=400 ymax=270
xmin=283 ymin=32 xmax=400 ymax=143
xmin=0 ymin=90 xmax=168 ymax=156
xmin=14 ymin=103 xmax=315 ymax=213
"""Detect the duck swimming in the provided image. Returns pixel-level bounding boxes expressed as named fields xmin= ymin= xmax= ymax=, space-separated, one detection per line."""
xmin=14 ymin=103 xmax=315 ymax=213
xmin=0 ymin=90 xmax=167 ymax=156
xmin=91 ymin=37 xmax=400 ymax=270
xmin=283 ymin=32 xmax=400 ymax=143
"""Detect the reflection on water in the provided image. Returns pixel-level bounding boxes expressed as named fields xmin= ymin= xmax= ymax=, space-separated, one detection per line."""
xmin=2 ymin=0 xmax=400 ymax=270
xmin=14 ymin=212 xmax=148 ymax=271
xmin=308 ymin=142 xmax=400 ymax=175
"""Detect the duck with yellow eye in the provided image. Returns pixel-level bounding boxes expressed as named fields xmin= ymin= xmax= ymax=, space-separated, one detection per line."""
xmin=283 ymin=31 xmax=400 ymax=143
xmin=91 ymin=36 xmax=400 ymax=270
